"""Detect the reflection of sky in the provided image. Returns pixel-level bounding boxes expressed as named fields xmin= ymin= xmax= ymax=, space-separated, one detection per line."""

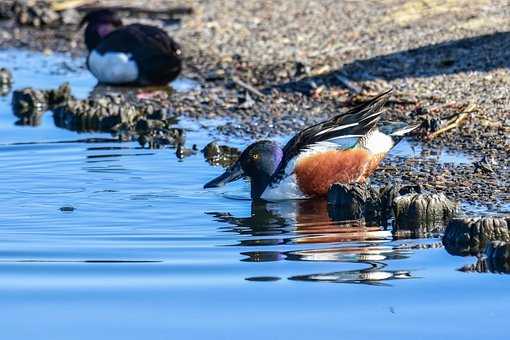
xmin=0 ymin=49 xmax=508 ymax=340
xmin=391 ymin=138 xmax=472 ymax=165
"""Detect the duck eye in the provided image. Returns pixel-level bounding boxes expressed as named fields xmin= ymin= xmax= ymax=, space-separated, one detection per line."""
xmin=252 ymin=154 xmax=259 ymax=160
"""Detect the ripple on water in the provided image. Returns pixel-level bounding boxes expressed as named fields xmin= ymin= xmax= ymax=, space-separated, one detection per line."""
xmin=0 ymin=49 xmax=508 ymax=340
xmin=15 ymin=186 xmax=86 ymax=195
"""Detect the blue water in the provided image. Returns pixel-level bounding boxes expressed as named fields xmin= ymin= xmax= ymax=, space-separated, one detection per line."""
xmin=0 ymin=49 xmax=508 ymax=340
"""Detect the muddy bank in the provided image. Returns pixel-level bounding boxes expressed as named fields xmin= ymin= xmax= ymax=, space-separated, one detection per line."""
xmin=0 ymin=0 xmax=509 ymax=210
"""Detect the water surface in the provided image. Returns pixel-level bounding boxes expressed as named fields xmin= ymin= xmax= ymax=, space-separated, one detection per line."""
xmin=0 ymin=50 xmax=508 ymax=340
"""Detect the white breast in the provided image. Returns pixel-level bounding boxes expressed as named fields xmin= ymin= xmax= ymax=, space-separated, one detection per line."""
xmin=260 ymin=159 xmax=307 ymax=201
xmin=88 ymin=51 xmax=139 ymax=84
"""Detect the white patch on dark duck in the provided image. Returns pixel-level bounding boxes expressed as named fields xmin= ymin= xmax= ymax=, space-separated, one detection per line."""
xmin=88 ymin=51 xmax=139 ymax=84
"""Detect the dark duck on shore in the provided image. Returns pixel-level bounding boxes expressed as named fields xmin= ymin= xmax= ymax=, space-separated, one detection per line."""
xmin=81 ymin=9 xmax=182 ymax=86
xmin=204 ymin=90 xmax=419 ymax=201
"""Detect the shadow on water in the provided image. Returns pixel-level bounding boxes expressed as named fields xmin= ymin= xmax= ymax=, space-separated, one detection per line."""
xmin=272 ymin=31 xmax=510 ymax=93
xmin=208 ymin=200 xmax=428 ymax=285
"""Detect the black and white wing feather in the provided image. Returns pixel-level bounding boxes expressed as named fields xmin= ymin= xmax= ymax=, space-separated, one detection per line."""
xmin=271 ymin=89 xmax=392 ymax=181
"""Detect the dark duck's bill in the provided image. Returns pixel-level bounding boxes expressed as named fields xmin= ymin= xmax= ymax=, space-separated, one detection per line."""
xmin=81 ymin=9 xmax=182 ymax=86
xmin=204 ymin=161 xmax=244 ymax=188
xmin=204 ymin=89 xmax=419 ymax=201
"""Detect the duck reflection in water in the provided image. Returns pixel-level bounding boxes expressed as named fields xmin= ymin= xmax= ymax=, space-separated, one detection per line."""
xmin=208 ymin=199 xmax=415 ymax=285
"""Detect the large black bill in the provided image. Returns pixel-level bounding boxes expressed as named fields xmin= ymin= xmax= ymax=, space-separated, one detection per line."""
xmin=203 ymin=161 xmax=244 ymax=188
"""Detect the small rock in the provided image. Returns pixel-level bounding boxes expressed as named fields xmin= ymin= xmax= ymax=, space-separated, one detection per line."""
xmin=12 ymin=87 xmax=48 ymax=119
xmin=205 ymin=69 xmax=225 ymax=81
xmin=420 ymin=116 xmax=443 ymax=133
xmin=176 ymin=143 xmax=196 ymax=159
xmin=13 ymin=0 xmax=60 ymax=27
xmin=473 ymin=155 xmax=497 ymax=174
xmin=0 ymin=2 xmax=14 ymax=19
xmin=59 ymin=9 xmax=80 ymax=25
xmin=294 ymin=61 xmax=310 ymax=77
xmin=202 ymin=142 xmax=241 ymax=167
xmin=0 ymin=67 xmax=12 ymax=86
xmin=238 ymin=92 xmax=255 ymax=109
xmin=0 ymin=68 xmax=12 ymax=96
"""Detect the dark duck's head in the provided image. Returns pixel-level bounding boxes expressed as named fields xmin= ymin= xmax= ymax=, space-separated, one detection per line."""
xmin=80 ymin=9 xmax=123 ymax=51
xmin=204 ymin=141 xmax=283 ymax=200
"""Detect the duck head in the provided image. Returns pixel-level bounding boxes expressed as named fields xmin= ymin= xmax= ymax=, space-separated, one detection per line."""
xmin=80 ymin=9 xmax=123 ymax=51
xmin=204 ymin=141 xmax=283 ymax=199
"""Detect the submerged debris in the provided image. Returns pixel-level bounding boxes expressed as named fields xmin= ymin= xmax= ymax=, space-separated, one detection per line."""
xmin=443 ymin=217 xmax=510 ymax=256
xmin=134 ymin=118 xmax=185 ymax=149
xmin=327 ymin=183 xmax=381 ymax=223
xmin=327 ymin=183 xmax=459 ymax=233
xmin=176 ymin=143 xmax=198 ymax=159
xmin=59 ymin=206 xmax=75 ymax=212
xmin=53 ymin=93 xmax=185 ymax=148
xmin=47 ymin=82 xmax=73 ymax=107
xmin=10 ymin=82 xmax=185 ymax=148
xmin=12 ymin=83 xmax=73 ymax=125
xmin=11 ymin=87 xmax=48 ymax=125
xmin=0 ymin=67 xmax=12 ymax=96
xmin=392 ymin=193 xmax=458 ymax=237
xmin=202 ymin=142 xmax=241 ymax=167
xmin=460 ymin=241 xmax=510 ymax=274
xmin=379 ymin=184 xmax=422 ymax=226
xmin=53 ymin=93 xmax=138 ymax=132
xmin=484 ymin=241 xmax=510 ymax=263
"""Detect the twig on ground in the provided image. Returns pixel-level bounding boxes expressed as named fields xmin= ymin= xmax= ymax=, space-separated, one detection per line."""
xmin=231 ymin=76 xmax=265 ymax=98
xmin=426 ymin=103 xmax=476 ymax=140
xmin=334 ymin=73 xmax=362 ymax=94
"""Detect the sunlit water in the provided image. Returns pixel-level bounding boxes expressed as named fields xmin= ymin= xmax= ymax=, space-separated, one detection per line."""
xmin=0 ymin=49 xmax=508 ymax=339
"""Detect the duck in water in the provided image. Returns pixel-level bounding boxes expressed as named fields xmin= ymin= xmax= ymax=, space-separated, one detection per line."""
xmin=204 ymin=90 xmax=418 ymax=201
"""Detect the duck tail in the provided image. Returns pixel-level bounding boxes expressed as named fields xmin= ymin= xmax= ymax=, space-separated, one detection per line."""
xmin=389 ymin=123 xmax=420 ymax=143
xmin=390 ymin=124 xmax=420 ymax=137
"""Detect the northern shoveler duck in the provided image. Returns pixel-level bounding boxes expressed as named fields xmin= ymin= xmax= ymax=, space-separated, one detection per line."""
xmin=204 ymin=90 xmax=418 ymax=201
xmin=80 ymin=9 xmax=182 ymax=85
